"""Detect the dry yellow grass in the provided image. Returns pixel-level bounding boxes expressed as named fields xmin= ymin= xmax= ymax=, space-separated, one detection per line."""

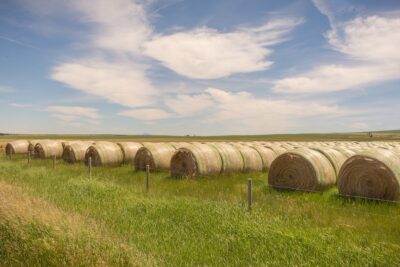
xmin=0 ymin=181 xmax=156 ymax=266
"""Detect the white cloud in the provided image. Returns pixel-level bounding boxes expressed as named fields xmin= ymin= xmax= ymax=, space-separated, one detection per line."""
xmin=51 ymin=59 xmax=156 ymax=108
xmin=49 ymin=0 xmax=157 ymax=109
xmin=118 ymin=108 xmax=172 ymax=121
xmin=164 ymin=93 xmax=213 ymax=116
xmin=67 ymin=0 xmax=152 ymax=54
xmin=9 ymin=103 xmax=32 ymax=108
xmin=160 ymin=87 xmax=346 ymax=133
xmin=46 ymin=105 xmax=100 ymax=125
xmin=273 ymin=63 xmax=399 ymax=93
xmin=144 ymin=19 xmax=302 ymax=79
xmin=273 ymin=14 xmax=400 ymax=94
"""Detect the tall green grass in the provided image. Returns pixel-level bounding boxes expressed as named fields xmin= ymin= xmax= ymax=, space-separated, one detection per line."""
xmin=0 ymin=155 xmax=399 ymax=266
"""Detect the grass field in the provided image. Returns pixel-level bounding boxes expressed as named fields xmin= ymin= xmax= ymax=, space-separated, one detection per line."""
xmin=1 ymin=153 xmax=399 ymax=266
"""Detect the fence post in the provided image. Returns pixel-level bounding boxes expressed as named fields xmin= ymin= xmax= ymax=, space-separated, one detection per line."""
xmin=146 ymin=164 xmax=150 ymax=193
xmin=89 ymin=157 xmax=92 ymax=178
xmin=248 ymin=178 xmax=252 ymax=211
xmin=52 ymin=155 xmax=56 ymax=169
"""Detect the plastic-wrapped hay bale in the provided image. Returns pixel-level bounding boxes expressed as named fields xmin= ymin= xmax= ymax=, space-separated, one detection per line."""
xmin=84 ymin=141 xmax=123 ymax=166
xmin=34 ymin=140 xmax=64 ymax=158
xmin=309 ymin=146 xmax=351 ymax=176
xmin=134 ymin=142 xmax=176 ymax=171
xmin=269 ymin=148 xmax=336 ymax=191
xmin=209 ymin=143 xmax=244 ymax=173
xmin=337 ymin=148 xmax=400 ymax=200
xmin=62 ymin=141 xmax=94 ymax=163
xmin=170 ymin=143 xmax=222 ymax=178
xmin=5 ymin=140 xmax=30 ymax=155
xmin=117 ymin=142 xmax=143 ymax=164
xmin=231 ymin=144 xmax=263 ymax=172
xmin=249 ymin=145 xmax=278 ymax=171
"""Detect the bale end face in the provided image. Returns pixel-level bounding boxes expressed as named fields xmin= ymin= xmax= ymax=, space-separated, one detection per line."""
xmin=269 ymin=153 xmax=319 ymax=191
xmin=84 ymin=147 xmax=101 ymax=166
xmin=62 ymin=146 xmax=76 ymax=163
xmin=134 ymin=148 xmax=156 ymax=171
xmin=338 ymin=155 xmax=400 ymax=201
xmin=170 ymin=149 xmax=198 ymax=178
xmin=5 ymin=144 xmax=14 ymax=155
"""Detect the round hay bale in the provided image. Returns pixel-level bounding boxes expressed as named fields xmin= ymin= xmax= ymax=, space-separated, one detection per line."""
xmin=249 ymin=145 xmax=277 ymax=171
xmin=337 ymin=148 xmax=400 ymax=201
xmin=62 ymin=141 xmax=94 ymax=163
xmin=117 ymin=142 xmax=143 ymax=164
xmin=5 ymin=140 xmax=30 ymax=155
xmin=84 ymin=141 xmax=123 ymax=166
xmin=28 ymin=140 xmax=42 ymax=154
xmin=269 ymin=148 xmax=336 ymax=191
xmin=34 ymin=140 xmax=64 ymax=159
xmin=232 ymin=144 xmax=263 ymax=172
xmin=134 ymin=143 xmax=176 ymax=171
xmin=170 ymin=143 xmax=222 ymax=178
xmin=209 ymin=143 xmax=244 ymax=173
xmin=263 ymin=144 xmax=286 ymax=156
xmin=309 ymin=146 xmax=351 ymax=176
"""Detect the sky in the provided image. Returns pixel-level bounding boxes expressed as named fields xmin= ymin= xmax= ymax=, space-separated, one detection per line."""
xmin=0 ymin=0 xmax=399 ymax=135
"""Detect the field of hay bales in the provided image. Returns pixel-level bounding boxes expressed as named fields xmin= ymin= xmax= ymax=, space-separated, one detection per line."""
xmin=1 ymin=133 xmax=400 ymax=266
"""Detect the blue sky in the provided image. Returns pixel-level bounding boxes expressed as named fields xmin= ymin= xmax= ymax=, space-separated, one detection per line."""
xmin=0 ymin=0 xmax=399 ymax=135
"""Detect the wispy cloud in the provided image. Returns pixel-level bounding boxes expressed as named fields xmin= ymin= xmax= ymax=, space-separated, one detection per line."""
xmin=46 ymin=105 xmax=100 ymax=125
xmin=118 ymin=108 xmax=172 ymax=121
xmin=144 ymin=18 xmax=303 ymax=79
xmin=9 ymin=103 xmax=32 ymax=108
xmin=0 ymin=35 xmax=37 ymax=49
xmin=273 ymin=2 xmax=400 ymax=94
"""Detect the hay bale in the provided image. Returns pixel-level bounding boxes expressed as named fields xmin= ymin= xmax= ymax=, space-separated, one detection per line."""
xmin=209 ymin=143 xmax=244 ymax=173
xmin=309 ymin=146 xmax=351 ymax=176
xmin=5 ymin=140 xmax=30 ymax=155
xmin=231 ymin=144 xmax=263 ymax=172
xmin=62 ymin=141 xmax=94 ymax=163
xmin=170 ymin=143 xmax=222 ymax=178
xmin=117 ymin=142 xmax=143 ymax=164
xmin=134 ymin=142 xmax=176 ymax=171
xmin=263 ymin=144 xmax=286 ymax=156
xmin=28 ymin=140 xmax=42 ymax=154
xmin=34 ymin=140 xmax=64 ymax=158
xmin=337 ymin=148 xmax=400 ymax=200
xmin=84 ymin=141 xmax=123 ymax=166
xmin=269 ymin=148 xmax=336 ymax=191
xmin=249 ymin=145 xmax=278 ymax=171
